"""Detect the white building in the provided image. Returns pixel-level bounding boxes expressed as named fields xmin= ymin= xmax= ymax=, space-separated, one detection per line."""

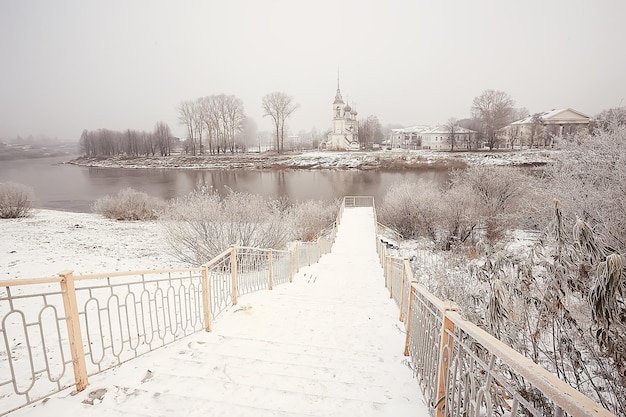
xmin=322 ymin=80 xmax=359 ymax=150
xmin=507 ymin=108 xmax=590 ymax=148
xmin=421 ymin=126 xmax=475 ymax=150
xmin=387 ymin=125 xmax=475 ymax=150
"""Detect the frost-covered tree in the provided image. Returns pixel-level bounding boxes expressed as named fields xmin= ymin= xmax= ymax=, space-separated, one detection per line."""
xmin=358 ymin=115 xmax=383 ymax=148
xmin=262 ymin=92 xmax=298 ymax=154
xmin=594 ymin=106 xmax=626 ymax=131
xmin=154 ymin=121 xmax=172 ymax=156
xmin=549 ymin=125 xmax=626 ymax=250
xmin=471 ymin=89 xmax=515 ymax=150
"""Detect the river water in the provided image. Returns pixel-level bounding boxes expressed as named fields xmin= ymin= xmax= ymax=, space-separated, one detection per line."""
xmin=0 ymin=155 xmax=449 ymax=213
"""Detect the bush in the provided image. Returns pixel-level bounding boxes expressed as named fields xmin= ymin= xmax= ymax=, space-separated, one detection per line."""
xmin=161 ymin=190 xmax=293 ymax=264
xmin=0 ymin=182 xmax=34 ymax=218
xmin=93 ymin=188 xmax=164 ymax=220
xmin=548 ymin=125 xmax=626 ymax=251
xmin=378 ymin=180 xmax=441 ymax=241
xmin=290 ymin=199 xmax=340 ymax=241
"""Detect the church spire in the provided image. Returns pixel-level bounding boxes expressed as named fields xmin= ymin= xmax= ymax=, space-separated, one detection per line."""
xmin=333 ymin=70 xmax=344 ymax=104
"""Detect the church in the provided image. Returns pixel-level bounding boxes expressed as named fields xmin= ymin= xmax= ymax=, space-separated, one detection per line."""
xmin=322 ymin=79 xmax=359 ymax=150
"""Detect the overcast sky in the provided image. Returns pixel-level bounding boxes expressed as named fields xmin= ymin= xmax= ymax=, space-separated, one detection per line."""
xmin=1 ymin=0 xmax=625 ymax=142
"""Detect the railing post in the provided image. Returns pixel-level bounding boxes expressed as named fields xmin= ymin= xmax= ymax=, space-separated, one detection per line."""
xmin=230 ymin=245 xmax=238 ymax=305
xmin=404 ymin=285 xmax=415 ymax=356
xmin=399 ymin=258 xmax=407 ymax=321
xmin=436 ymin=301 xmax=457 ymax=417
xmin=383 ymin=247 xmax=388 ymax=287
xmin=295 ymin=241 xmax=300 ymax=273
xmin=289 ymin=250 xmax=293 ymax=283
xmin=201 ymin=265 xmax=212 ymax=332
xmin=389 ymin=258 xmax=394 ymax=299
xmin=307 ymin=242 xmax=311 ymax=266
xmin=317 ymin=239 xmax=321 ymax=262
xmin=268 ymin=250 xmax=274 ymax=290
xmin=58 ymin=270 xmax=88 ymax=392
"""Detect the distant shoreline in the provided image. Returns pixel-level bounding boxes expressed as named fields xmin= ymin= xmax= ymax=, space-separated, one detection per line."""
xmin=68 ymin=149 xmax=554 ymax=171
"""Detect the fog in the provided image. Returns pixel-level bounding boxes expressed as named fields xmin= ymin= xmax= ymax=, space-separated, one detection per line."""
xmin=1 ymin=0 xmax=625 ymax=142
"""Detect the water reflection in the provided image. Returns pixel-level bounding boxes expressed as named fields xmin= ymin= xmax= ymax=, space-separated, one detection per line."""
xmin=0 ymin=156 xmax=450 ymax=213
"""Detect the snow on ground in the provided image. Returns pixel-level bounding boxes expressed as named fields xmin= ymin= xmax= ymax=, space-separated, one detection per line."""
xmin=0 ymin=209 xmax=187 ymax=280
xmin=3 ymin=208 xmax=430 ymax=416
xmin=70 ymin=149 xmax=556 ymax=171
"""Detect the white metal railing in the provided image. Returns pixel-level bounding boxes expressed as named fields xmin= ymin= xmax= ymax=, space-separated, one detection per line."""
xmin=376 ymin=241 xmax=616 ymax=417
xmin=7 ymin=195 xmax=608 ymax=417
xmin=0 ymin=204 xmax=349 ymax=417
xmin=0 ymin=194 xmax=362 ymax=417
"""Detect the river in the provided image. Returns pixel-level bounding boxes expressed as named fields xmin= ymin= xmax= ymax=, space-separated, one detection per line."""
xmin=0 ymin=155 xmax=449 ymax=213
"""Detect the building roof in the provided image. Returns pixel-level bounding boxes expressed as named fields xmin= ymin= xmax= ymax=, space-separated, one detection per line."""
xmin=392 ymin=125 xmax=476 ymax=134
xmin=511 ymin=108 xmax=590 ymax=125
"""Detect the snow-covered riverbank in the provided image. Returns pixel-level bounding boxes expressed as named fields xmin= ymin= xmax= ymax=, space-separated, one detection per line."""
xmin=0 ymin=209 xmax=187 ymax=280
xmin=70 ymin=149 xmax=555 ymax=170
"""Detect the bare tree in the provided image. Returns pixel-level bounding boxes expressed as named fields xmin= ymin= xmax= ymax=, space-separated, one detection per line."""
xmin=154 ymin=122 xmax=172 ymax=156
xmin=444 ymin=117 xmax=459 ymax=151
xmin=471 ymin=89 xmax=515 ymax=150
xmin=358 ymin=115 xmax=383 ymax=148
xmin=594 ymin=106 xmax=626 ymax=132
xmin=262 ymin=92 xmax=299 ymax=153
xmin=79 ymin=129 xmax=96 ymax=157
xmin=527 ymin=113 xmax=544 ymax=149
xmin=457 ymin=117 xmax=483 ymax=150
xmin=177 ymin=100 xmax=199 ymax=155
xmin=196 ymin=94 xmax=246 ymax=154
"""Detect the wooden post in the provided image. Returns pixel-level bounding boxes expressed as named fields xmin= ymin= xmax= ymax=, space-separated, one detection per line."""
xmin=404 ymin=286 xmax=415 ymax=356
xmin=317 ymin=240 xmax=321 ymax=262
xmin=399 ymin=259 xmax=407 ymax=321
xmin=388 ymin=258 xmax=394 ymax=299
xmin=268 ymin=250 xmax=274 ymax=290
xmin=295 ymin=241 xmax=300 ymax=273
xmin=201 ymin=265 xmax=212 ymax=332
xmin=436 ymin=302 xmax=457 ymax=417
xmin=230 ymin=245 xmax=238 ymax=305
xmin=289 ymin=250 xmax=293 ymax=283
xmin=58 ymin=270 xmax=88 ymax=392
xmin=381 ymin=247 xmax=388 ymax=288
xmin=307 ymin=243 xmax=311 ymax=266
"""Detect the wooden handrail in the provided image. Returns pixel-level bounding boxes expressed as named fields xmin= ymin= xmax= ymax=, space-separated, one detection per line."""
xmin=236 ymin=246 xmax=290 ymax=254
xmin=444 ymin=310 xmax=614 ymax=417
xmin=74 ymin=267 xmax=202 ymax=281
xmin=0 ymin=276 xmax=62 ymax=287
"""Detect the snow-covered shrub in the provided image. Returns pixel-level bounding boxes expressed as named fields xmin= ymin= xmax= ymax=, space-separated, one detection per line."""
xmin=548 ymin=124 xmax=626 ymax=252
xmin=452 ymin=165 xmax=538 ymax=242
xmin=415 ymin=202 xmax=626 ymax=414
xmin=379 ymin=179 xmax=482 ymax=250
xmin=162 ymin=190 xmax=292 ymax=264
xmin=290 ymin=199 xmax=340 ymax=241
xmin=437 ymin=183 xmax=482 ymax=250
xmin=93 ymin=187 xmax=164 ymax=220
xmin=378 ymin=180 xmax=440 ymax=241
xmin=0 ymin=182 xmax=34 ymax=218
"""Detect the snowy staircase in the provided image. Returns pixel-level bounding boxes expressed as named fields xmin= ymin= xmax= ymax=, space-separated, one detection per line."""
xmin=12 ymin=207 xmax=428 ymax=417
